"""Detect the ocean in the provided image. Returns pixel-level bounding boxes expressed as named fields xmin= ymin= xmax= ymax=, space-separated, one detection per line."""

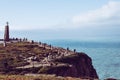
xmin=39 ymin=39 xmax=120 ymax=79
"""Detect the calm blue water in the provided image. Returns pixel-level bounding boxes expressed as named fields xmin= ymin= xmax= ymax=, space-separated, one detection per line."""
xmin=40 ymin=40 xmax=120 ymax=79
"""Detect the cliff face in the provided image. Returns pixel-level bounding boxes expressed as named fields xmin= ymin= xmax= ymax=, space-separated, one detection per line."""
xmin=39 ymin=53 xmax=99 ymax=79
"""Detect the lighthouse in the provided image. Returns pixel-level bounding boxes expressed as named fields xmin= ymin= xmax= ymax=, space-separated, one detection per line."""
xmin=4 ymin=22 xmax=9 ymax=41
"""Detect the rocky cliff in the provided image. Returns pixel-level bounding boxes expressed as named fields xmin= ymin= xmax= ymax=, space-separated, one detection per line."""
xmin=39 ymin=52 xmax=99 ymax=79
xmin=0 ymin=42 xmax=98 ymax=79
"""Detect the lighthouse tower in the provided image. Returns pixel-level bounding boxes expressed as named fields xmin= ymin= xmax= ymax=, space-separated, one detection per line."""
xmin=4 ymin=22 xmax=9 ymax=41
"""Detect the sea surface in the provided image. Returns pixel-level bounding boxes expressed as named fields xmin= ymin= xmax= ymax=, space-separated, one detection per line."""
xmin=40 ymin=39 xmax=120 ymax=79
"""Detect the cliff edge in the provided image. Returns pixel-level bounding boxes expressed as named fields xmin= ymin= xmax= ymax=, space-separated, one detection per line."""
xmin=39 ymin=52 xmax=99 ymax=79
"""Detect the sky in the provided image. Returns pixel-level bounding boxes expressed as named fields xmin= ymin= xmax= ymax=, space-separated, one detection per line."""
xmin=0 ymin=0 xmax=120 ymax=41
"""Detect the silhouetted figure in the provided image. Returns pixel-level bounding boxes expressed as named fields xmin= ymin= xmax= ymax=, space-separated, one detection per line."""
xmin=74 ymin=49 xmax=76 ymax=53
xmin=16 ymin=38 xmax=18 ymax=40
xmin=49 ymin=44 xmax=52 ymax=50
xmin=25 ymin=38 xmax=28 ymax=41
xmin=39 ymin=42 xmax=41 ymax=44
xmin=19 ymin=38 xmax=22 ymax=42
xmin=43 ymin=43 xmax=46 ymax=49
xmin=31 ymin=40 xmax=34 ymax=44
xmin=23 ymin=38 xmax=25 ymax=41
xmin=67 ymin=47 xmax=69 ymax=51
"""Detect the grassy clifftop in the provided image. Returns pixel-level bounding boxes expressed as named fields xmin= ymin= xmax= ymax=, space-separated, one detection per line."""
xmin=0 ymin=41 xmax=98 ymax=79
xmin=0 ymin=42 xmax=50 ymax=55
xmin=0 ymin=42 xmax=52 ymax=71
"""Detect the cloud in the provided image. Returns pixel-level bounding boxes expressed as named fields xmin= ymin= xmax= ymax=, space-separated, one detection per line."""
xmin=72 ymin=1 xmax=120 ymax=27
xmin=1 ymin=1 xmax=120 ymax=31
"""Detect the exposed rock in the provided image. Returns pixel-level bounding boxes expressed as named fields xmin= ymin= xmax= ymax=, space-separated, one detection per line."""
xmin=39 ymin=52 xmax=99 ymax=79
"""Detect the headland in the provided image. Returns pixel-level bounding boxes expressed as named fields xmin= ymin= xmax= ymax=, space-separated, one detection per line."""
xmin=0 ymin=22 xmax=99 ymax=79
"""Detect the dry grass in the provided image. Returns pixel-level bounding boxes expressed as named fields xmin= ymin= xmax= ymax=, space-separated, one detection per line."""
xmin=0 ymin=42 xmax=48 ymax=68
xmin=0 ymin=74 xmax=83 ymax=80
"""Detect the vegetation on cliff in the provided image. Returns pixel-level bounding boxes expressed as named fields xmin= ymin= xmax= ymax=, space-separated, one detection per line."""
xmin=0 ymin=41 xmax=98 ymax=79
